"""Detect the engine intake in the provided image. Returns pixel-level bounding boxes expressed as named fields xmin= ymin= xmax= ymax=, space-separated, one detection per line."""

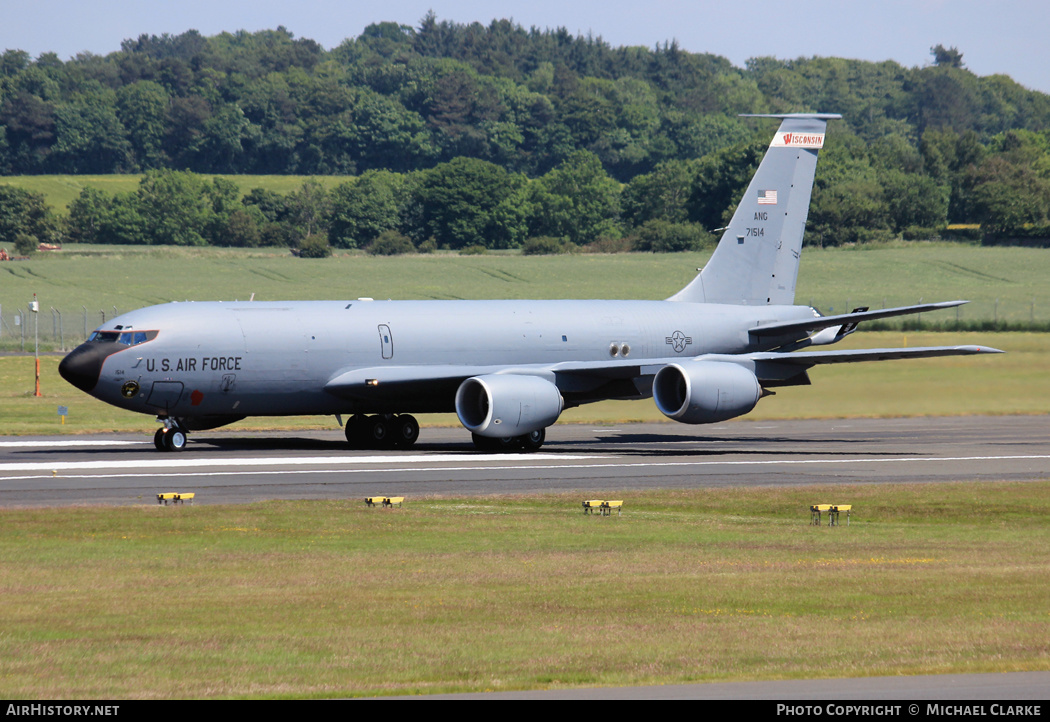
xmin=456 ymin=374 xmax=563 ymax=437
xmin=653 ymin=361 xmax=761 ymax=424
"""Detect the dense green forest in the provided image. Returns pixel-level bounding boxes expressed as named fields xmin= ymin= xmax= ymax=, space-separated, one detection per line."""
xmin=3 ymin=15 xmax=1050 ymax=255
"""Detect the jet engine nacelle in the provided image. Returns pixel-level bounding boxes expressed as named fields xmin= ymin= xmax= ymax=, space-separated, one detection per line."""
xmin=456 ymin=374 xmax=563 ymax=437
xmin=653 ymin=361 xmax=761 ymax=424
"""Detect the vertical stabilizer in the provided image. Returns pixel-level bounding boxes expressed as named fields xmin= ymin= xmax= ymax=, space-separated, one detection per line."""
xmin=669 ymin=113 xmax=839 ymax=305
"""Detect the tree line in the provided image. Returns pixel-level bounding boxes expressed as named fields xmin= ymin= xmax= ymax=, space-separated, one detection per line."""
xmin=3 ymin=18 xmax=1050 ymax=250
xmin=1 ymin=156 xmax=682 ymax=257
xmin=5 ymin=120 xmax=1050 ymax=259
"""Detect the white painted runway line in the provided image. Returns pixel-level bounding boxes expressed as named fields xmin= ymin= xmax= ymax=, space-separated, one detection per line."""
xmin=0 ymin=452 xmax=606 ymax=474
xmin=0 ymin=440 xmax=151 ymax=448
xmin=2 ymin=453 xmax=1050 ymax=481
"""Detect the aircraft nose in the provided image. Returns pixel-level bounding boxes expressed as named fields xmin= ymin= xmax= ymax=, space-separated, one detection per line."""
xmin=59 ymin=344 xmax=104 ymax=393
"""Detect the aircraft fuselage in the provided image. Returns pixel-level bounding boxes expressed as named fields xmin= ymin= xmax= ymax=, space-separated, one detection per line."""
xmin=63 ymin=298 xmax=815 ymax=420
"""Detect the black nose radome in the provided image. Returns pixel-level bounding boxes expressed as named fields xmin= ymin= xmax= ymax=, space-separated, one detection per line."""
xmin=59 ymin=344 xmax=105 ymax=393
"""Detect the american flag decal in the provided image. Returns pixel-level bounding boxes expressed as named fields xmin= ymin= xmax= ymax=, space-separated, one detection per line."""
xmin=757 ymin=189 xmax=778 ymax=205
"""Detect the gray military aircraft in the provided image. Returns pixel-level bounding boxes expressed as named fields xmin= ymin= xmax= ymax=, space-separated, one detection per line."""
xmin=59 ymin=113 xmax=1001 ymax=452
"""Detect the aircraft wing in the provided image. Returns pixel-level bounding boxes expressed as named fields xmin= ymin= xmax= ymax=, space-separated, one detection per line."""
xmin=325 ymin=343 xmax=1003 ymax=397
xmin=325 ymin=357 xmax=693 ymax=401
xmin=326 ymin=357 xmax=667 ymax=392
xmin=324 ymin=344 xmax=1003 ymax=405
xmin=725 ymin=344 xmax=1003 ymax=388
xmin=748 ymin=301 xmax=968 ymax=337
xmin=747 ymin=344 xmax=1002 ymax=368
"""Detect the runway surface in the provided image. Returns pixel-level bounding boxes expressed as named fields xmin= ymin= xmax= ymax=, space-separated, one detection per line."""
xmin=2 ymin=415 xmax=1048 ymax=506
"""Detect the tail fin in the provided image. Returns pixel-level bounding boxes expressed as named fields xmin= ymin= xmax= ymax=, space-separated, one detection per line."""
xmin=669 ymin=113 xmax=839 ymax=305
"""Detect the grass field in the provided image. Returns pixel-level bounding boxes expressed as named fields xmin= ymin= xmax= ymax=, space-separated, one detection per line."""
xmin=0 ymin=174 xmax=346 ymax=211
xmin=1 ymin=483 xmax=1047 ymax=698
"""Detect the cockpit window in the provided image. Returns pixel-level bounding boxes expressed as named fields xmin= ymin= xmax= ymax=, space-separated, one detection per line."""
xmin=119 ymin=331 xmax=147 ymax=345
xmin=87 ymin=330 xmax=157 ymax=346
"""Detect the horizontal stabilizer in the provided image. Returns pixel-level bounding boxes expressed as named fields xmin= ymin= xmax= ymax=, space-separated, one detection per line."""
xmin=749 ymin=301 xmax=969 ymax=337
xmin=739 ymin=113 xmax=843 ymax=121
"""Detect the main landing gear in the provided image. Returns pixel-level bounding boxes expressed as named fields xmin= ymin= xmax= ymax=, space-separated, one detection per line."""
xmin=471 ymin=427 xmax=545 ymax=452
xmin=345 ymin=414 xmax=419 ymax=449
xmin=154 ymin=421 xmax=188 ymax=452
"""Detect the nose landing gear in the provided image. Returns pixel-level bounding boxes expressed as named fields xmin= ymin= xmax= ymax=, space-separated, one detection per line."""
xmin=154 ymin=420 xmax=188 ymax=452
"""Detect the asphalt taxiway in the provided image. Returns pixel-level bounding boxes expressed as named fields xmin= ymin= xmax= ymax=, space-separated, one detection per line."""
xmin=2 ymin=415 xmax=1048 ymax=506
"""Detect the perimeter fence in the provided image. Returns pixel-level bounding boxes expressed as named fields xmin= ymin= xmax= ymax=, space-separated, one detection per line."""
xmin=0 ymin=304 xmax=122 ymax=353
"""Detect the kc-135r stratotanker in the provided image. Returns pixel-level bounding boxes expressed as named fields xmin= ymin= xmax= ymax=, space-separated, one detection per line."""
xmin=59 ymin=114 xmax=1001 ymax=452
